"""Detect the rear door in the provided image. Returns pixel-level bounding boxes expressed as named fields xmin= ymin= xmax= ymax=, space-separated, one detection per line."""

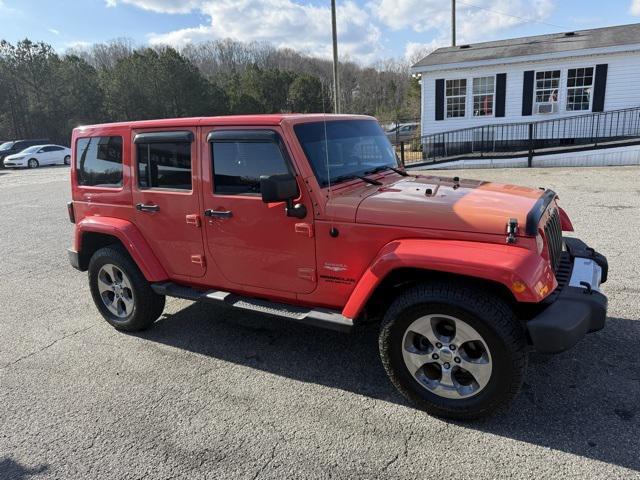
xmin=130 ymin=129 xmax=206 ymax=279
xmin=201 ymin=127 xmax=317 ymax=294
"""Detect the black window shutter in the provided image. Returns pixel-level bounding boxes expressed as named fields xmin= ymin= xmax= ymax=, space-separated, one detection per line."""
xmin=495 ymin=73 xmax=507 ymax=117
xmin=522 ymin=70 xmax=534 ymax=116
xmin=435 ymin=79 xmax=445 ymax=121
xmin=592 ymin=64 xmax=608 ymax=112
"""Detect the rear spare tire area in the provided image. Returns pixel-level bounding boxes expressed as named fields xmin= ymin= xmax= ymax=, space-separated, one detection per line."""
xmin=379 ymin=281 xmax=528 ymax=420
xmin=88 ymin=245 xmax=165 ymax=331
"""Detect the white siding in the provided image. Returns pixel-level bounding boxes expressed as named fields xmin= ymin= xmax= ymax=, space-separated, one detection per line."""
xmin=420 ymin=50 xmax=640 ymax=136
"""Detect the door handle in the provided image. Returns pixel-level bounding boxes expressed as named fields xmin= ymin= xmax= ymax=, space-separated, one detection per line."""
xmin=204 ymin=209 xmax=232 ymax=219
xmin=136 ymin=203 xmax=160 ymax=212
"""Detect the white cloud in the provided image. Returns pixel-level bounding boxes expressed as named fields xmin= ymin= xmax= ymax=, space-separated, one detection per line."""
xmin=373 ymin=0 xmax=556 ymax=43
xmin=106 ymin=0 xmax=383 ymax=63
xmin=631 ymin=0 xmax=640 ymax=15
xmin=0 ymin=0 xmax=20 ymax=14
xmin=66 ymin=40 xmax=93 ymax=49
xmin=404 ymin=40 xmax=442 ymax=62
xmin=105 ymin=0 xmax=201 ymax=13
xmin=48 ymin=28 xmax=60 ymax=35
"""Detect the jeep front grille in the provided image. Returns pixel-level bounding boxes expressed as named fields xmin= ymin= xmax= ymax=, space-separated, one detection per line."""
xmin=544 ymin=207 xmax=563 ymax=272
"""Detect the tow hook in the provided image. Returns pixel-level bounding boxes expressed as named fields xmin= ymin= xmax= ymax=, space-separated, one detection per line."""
xmin=506 ymin=218 xmax=518 ymax=244
xmin=580 ymin=281 xmax=594 ymax=294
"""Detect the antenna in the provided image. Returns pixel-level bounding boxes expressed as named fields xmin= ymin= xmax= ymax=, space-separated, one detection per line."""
xmin=322 ymin=84 xmax=331 ymax=197
xmin=321 ymin=82 xmax=337 ymax=237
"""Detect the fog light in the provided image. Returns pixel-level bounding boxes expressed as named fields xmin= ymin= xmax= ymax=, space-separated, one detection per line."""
xmin=511 ymin=281 xmax=527 ymax=293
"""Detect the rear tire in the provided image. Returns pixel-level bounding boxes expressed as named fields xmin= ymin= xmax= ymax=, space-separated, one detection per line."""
xmin=64 ymin=155 xmax=70 ymax=165
xmin=379 ymin=281 xmax=527 ymax=420
xmin=88 ymin=245 xmax=165 ymax=331
xmin=28 ymin=158 xmax=39 ymax=169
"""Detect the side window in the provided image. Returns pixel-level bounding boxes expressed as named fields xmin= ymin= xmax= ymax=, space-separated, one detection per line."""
xmin=211 ymin=136 xmax=291 ymax=195
xmin=76 ymin=136 xmax=123 ymax=187
xmin=51 ymin=146 xmax=64 ymax=151
xmin=136 ymin=142 xmax=192 ymax=190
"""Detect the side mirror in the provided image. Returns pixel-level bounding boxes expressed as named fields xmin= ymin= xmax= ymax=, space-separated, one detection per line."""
xmin=259 ymin=174 xmax=306 ymax=219
xmin=260 ymin=174 xmax=298 ymax=203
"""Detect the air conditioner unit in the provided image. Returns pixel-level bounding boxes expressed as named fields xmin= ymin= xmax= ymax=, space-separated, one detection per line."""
xmin=535 ymin=102 xmax=558 ymax=114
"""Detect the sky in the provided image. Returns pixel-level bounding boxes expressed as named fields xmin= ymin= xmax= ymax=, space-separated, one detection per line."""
xmin=1 ymin=0 xmax=640 ymax=65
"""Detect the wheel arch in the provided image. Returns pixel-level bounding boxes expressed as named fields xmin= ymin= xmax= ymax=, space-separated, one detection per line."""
xmin=74 ymin=217 xmax=168 ymax=282
xmin=342 ymin=238 xmax=556 ymax=320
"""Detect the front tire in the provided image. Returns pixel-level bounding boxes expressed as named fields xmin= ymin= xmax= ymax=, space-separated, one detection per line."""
xmin=28 ymin=158 xmax=39 ymax=168
xmin=88 ymin=246 xmax=165 ymax=331
xmin=379 ymin=281 xmax=527 ymax=420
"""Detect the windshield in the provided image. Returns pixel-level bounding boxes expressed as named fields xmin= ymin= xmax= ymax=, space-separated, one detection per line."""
xmin=294 ymin=120 xmax=398 ymax=187
xmin=0 ymin=141 xmax=15 ymax=151
xmin=20 ymin=145 xmax=42 ymax=154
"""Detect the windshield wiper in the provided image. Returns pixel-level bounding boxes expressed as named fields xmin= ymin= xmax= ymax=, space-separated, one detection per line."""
xmin=364 ymin=165 xmax=409 ymax=177
xmin=332 ymin=174 xmax=383 ymax=186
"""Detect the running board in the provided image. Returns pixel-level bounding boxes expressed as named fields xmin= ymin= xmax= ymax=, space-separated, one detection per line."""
xmin=151 ymin=282 xmax=352 ymax=332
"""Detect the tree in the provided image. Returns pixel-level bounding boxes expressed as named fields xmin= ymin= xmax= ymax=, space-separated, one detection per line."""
xmin=0 ymin=36 xmax=417 ymax=145
xmin=288 ymin=74 xmax=324 ymax=113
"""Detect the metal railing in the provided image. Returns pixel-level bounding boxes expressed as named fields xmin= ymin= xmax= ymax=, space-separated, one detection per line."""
xmin=391 ymin=106 xmax=640 ymax=166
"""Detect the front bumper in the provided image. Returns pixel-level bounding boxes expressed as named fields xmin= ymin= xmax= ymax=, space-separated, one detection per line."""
xmin=527 ymin=238 xmax=608 ymax=353
xmin=3 ymin=159 xmax=25 ymax=167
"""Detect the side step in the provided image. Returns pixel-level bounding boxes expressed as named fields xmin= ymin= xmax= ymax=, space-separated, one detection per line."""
xmin=151 ymin=282 xmax=353 ymax=332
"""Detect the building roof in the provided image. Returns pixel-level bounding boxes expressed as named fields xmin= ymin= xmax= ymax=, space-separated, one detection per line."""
xmin=413 ymin=23 xmax=640 ymax=70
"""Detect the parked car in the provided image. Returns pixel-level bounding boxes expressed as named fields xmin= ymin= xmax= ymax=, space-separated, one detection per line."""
xmin=385 ymin=122 xmax=419 ymax=143
xmin=67 ymin=114 xmax=607 ymax=420
xmin=3 ymin=144 xmax=71 ymax=168
xmin=0 ymin=139 xmax=50 ymax=167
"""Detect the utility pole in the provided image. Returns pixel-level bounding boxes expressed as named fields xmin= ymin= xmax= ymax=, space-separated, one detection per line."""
xmin=331 ymin=0 xmax=340 ymax=114
xmin=451 ymin=0 xmax=456 ymax=47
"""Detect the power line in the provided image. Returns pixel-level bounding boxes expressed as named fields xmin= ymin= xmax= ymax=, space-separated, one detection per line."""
xmin=456 ymin=0 xmax=568 ymax=30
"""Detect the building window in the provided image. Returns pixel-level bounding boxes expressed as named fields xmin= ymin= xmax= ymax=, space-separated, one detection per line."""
xmin=137 ymin=141 xmax=192 ymax=190
xmin=446 ymin=79 xmax=467 ymax=118
xmin=566 ymin=67 xmax=594 ymax=111
xmin=76 ymin=136 xmax=123 ymax=187
xmin=472 ymin=76 xmax=495 ymax=116
xmin=535 ymin=70 xmax=560 ymax=104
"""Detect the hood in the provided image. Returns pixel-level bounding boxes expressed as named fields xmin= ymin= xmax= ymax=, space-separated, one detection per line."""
xmin=342 ymin=175 xmax=544 ymax=236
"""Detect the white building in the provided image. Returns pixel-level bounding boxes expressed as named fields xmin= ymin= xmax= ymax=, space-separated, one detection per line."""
xmin=411 ymin=23 xmax=640 ymax=137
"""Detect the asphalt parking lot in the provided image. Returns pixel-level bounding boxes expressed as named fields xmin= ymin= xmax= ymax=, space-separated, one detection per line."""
xmin=1 ymin=165 xmax=639 ymax=479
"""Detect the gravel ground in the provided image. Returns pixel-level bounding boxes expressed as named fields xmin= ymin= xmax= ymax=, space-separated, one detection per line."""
xmin=0 ymin=165 xmax=638 ymax=480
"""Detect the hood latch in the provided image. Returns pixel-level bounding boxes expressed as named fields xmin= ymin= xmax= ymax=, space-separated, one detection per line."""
xmin=506 ymin=218 xmax=518 ymax=244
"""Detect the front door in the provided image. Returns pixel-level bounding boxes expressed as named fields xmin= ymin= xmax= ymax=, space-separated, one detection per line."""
xmin=38 ymin=146 xmax=54 ymax=165
xmin=131 ymin=129 xmax=206 ymax=279
xmin=201 ymin=128 xmax=316 ymax=294
xmin=48 ymin=146 xmax=65 ymax=164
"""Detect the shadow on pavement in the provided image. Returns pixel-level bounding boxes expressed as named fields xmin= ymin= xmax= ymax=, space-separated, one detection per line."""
xmin=140 ymin=303 xmax=640 ymax=472
xmin=0 ymin=457 xmax=49 ymax=479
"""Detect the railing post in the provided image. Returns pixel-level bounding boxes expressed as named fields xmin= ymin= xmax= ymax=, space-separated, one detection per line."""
xmin=400 ymin=141 xmax=405 ymax=166
xmin=528 ymin=122 xmax=534 ymax=168
xmin=594 ymin=114 xmax=601 ymax=147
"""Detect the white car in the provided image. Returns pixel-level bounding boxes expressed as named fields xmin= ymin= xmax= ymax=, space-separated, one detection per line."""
xmin=3 ymin=144 xmax=71 ymax=168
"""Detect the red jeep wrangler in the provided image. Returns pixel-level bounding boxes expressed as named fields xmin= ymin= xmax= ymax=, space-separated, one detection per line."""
xmin=67 ymin=114 xmax=608 ymax=419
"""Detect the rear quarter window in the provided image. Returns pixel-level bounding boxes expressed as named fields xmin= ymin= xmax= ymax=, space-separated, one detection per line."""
xmin=76 ymin=136 xmax=123 ymax=187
